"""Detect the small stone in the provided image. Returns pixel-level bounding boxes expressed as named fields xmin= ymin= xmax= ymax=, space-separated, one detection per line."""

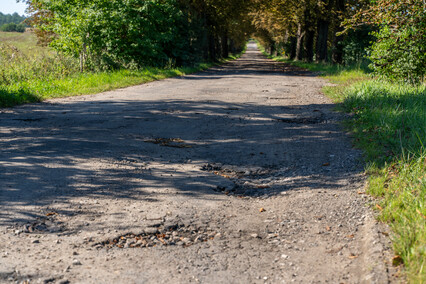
xmin=281 ymin=254 xmax=289 ymax=259
xmin=72 ymin=251 xmax=79 ymax=256
xmin=251 ymin=234 xmax=259 ymax=238
xmin=72 ymin=259 xmax=82 ymax=266
xmin=43 ymin=277 xmax=56 ymax=283
xmin=182 ymin=238 xmax=191 ymax=244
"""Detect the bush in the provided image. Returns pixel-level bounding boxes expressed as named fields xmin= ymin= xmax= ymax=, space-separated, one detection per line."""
xmin=369 ymin=26 xmax=425 ymax=84
xmin=0 ymin=23 xmax=26 ymax=33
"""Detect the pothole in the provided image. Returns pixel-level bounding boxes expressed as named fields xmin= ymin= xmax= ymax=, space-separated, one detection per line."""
xmin=201 ymin=163 xmax=283 ymax=197
xmin=144 ymin=137 xmax=193 ymax=148
xmin=12 ymin=212 xmax=66 ymax=234
xmin=96 ymin=225 xmax=217 ymax=249
xmin=275 ymin=110 xmax=325 ymax=124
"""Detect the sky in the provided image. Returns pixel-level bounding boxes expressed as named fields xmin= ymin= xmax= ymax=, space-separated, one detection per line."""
xmin=0 ymin=0 xmax=28 ymax=16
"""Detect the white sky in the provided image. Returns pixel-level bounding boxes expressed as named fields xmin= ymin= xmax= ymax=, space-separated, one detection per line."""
xmin=0 ymin=0 xmax=28 ymax=16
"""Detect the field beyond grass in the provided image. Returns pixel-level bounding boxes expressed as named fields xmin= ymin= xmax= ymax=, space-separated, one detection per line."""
xmin=0 ymin=31 xmax=242 ymax=108
xmin=264 ymin=48 xmax=425 ymax=282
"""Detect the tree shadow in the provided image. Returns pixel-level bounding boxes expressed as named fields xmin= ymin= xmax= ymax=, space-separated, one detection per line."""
xmin=0 ymin=45 xmax=362 ymax=233
xmin=0 ymin=98 xmax=362 ymax=228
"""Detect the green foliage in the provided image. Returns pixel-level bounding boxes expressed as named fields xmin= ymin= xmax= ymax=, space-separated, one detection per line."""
xmin=369 ymin=26 xmax=425 ymax=84
xmin=0 ymin=12 xmax=26 ymax=26
xmin=0 ymin=23 xmax=26 ymax=32
xmin=26 ymin=0 xmax=251 ymax=70
xmin=0 ymin=12 xmax=27 ymax=33
xmin=341 ymin=26 xmax=374 ymax=66
xmin=32 ymin=0 xmax=197 ymax=69
xmin=347 ymin=0 xmax=426 ymax=84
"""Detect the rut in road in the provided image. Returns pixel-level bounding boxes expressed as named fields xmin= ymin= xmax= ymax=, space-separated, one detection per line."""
xmin=0 ymin=42 xmax=393 ymax=283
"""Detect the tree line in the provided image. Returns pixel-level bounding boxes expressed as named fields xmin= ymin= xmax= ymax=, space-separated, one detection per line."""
xmin=252 ymin=0 xmax=425 ymax=83
xmin=25 ymin=0 xmax=252 ymax=71
xmin=24 ymin=0 xmax=425 ymax=83
xmin=0 ymin=12 xmax=26 ymax=32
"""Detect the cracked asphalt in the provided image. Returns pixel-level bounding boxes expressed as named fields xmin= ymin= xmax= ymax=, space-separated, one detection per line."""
xmin=0 ymin=42 xmax=394 ymax=283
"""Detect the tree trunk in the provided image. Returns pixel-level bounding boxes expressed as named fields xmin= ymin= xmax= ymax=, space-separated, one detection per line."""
xmin=208 ymin=33 xmax=216 ymax=61
xmin=289 ymin=37 xmax=297 ymax=59
xmin=305 ymin=30 xmax=315 ymax=62
xmin=270 ymin=41 xmax=275 ymax=56
xmin=332 ymin=0 xmax=345 ymax=64
xmin=295 ymin=23 xmax=305 ymax=61
xmin=316 ymin=19 xmax=329 ymax=62
xmin=201 ymin=13 xmax=209 ymax=61
xmin=229 ymin=39 xmax=236 ymax=54
xmin=332 ymin=30 xmax=344 ymax=64
xmin=221 ymin=31 xmax=229 ymax=58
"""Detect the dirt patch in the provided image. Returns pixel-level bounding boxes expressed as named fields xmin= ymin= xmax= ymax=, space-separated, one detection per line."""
xmin=97 ymin=224 xmax=217 ymax=249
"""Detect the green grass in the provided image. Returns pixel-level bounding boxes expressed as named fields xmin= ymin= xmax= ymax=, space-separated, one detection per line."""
xmin=0 ymin=32 xmax=243 ymax=108
xmin=265 ymin=48 xmax=425 ymax=282
xmin=0 ymin=31 xmax=41 ymax=52
xmin=0 ymin=65 xmax=213 ymax=107
xmin=342 ymin=82 xmax=425 ymax=282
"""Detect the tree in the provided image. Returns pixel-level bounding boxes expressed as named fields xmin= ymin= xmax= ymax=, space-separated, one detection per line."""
xmin=25 ymin=0 xmax=251 ymax=70
xmin=346 ymin=0 xmax=426 ymax=83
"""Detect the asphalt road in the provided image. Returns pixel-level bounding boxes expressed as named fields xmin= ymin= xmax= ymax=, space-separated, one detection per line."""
xmin=0 ymin=42 xmax=393 ymax=283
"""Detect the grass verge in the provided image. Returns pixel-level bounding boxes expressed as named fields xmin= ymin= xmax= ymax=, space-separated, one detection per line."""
xmin=266 ymin=50 xmax=425 ymax=282
xmin=0 ymin=65 xmax=212 ymax=107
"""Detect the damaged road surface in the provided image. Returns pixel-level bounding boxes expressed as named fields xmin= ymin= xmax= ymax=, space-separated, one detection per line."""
xmin=0 ymin=43 xmax=393 ymax=283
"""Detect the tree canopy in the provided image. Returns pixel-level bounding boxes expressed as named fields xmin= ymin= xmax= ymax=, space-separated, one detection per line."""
xmin=24 ymin=0 xmax=426 ymax=82
xmin=0 ymin=12 xmax=27 ymax=32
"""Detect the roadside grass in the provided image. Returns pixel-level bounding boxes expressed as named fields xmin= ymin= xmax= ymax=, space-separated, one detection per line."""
xmin=0 ymin=32 xmax=243 ymax=108
xmin=328 ymin=77 xmax=425 ymax=283
xmin=263 ymin=47 xmax=425 ymax=282
xmin=346 ymin=81 xmax=425 ymax=283
xmin=0 ymin=64 xmax=212 ymax=107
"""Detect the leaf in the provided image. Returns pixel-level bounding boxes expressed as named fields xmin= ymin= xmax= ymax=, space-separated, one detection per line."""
xmin=259 ymin=208 xmax=266 ymax=213
xmin=376 ymin=204 xmax=383 ymax=211
xmin=348 ymin=253 xmax=358 ymax=259
xmin=322 ymin=163 xmax=330 ymax=167
xmin=46 ymin=212 xmax=58 ymax=216
xmin=257 ymin=185 xmax=270 ymax=189
xmin=416 ymin=209 xmax=426 ymax=219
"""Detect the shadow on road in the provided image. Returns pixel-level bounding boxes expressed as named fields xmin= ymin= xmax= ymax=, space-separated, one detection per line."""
xmin=0 ymin=43 xmax=361 ymax=229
